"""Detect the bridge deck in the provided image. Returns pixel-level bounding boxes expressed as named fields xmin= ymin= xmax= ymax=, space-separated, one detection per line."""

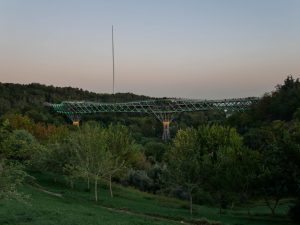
xmin=47 ymin=97 xmax=259 ymax=115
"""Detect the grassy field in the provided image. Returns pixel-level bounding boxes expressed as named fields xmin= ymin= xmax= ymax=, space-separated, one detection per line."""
xmin=0 ymin=172 xmax=295 ymax=225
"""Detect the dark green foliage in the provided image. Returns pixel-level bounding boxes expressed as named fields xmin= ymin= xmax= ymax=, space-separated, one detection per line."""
xmin=2 ymin=129 xmax=42 ymax=162
xmin=289 ymin=197 xmax=300 ymax=224
xmin=229 ymin=76 xmax=300 ymax=129
xmin=0 ymin=120 xmax=10 ymax=144
xmin=0 ymin=122 xmax=29 ymax=201
xmin=122 ymin=169 xmax=154 ymax=192
xmin=121 ymin=163 xmax=165 ymax=194
xmin=268 ymin=76 xmax=300 ymax=121
xmin=244 ymin=121 xmax=300 ymax=206
xmin=165 ymin=125 xmax=252 ymax=214
xmin=228 ymin=76 xmax=300 ymax=216
xmin=0 ymin=82 xmax=149 ymax=124
xmin=293 ymin=108 xmax=300 ymax=120
xmin=0 ymin=159 xmax=28 ymax=201
xmin=144 ymin=141 xmax=167 ymax=162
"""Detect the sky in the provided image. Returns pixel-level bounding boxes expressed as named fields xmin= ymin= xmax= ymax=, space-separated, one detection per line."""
xmin=0 ymin=0 xmax=299 ymax=99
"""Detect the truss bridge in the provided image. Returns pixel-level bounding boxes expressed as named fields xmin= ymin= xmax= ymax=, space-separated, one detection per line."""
xmin=46 ymin=97 xmax=259 ymax=140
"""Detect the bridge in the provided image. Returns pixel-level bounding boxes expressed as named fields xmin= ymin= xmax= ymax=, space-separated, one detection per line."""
xmin=46 ymin=97 xmax=259 ymax=140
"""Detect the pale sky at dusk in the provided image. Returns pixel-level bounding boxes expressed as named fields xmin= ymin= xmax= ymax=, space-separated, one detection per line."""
xmin=0 ymin=0 xmax=299 ymax=99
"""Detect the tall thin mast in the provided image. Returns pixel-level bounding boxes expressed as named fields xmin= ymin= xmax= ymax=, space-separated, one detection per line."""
xmin=112 ymin=25 xmax=115 ymax=95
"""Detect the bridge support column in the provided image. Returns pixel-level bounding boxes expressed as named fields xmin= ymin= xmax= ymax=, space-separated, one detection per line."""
xmin=72 ymin=120 xmax=80 ymax=126
xmin=154 ymin=113 xmax=173 ymax=141
xmin=68 ymin=114 xmax=81 ymax=126
xmin=162 ymin=120 xmax=171 ymax=141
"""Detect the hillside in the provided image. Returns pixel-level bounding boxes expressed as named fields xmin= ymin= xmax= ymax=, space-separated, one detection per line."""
xmin=0 ymin=83 xmax=150 ymax=124
xmin=0 ymin=82 xmax=216 ymax=138
xmin=0 ymin=172 xmax=294 ymax=225
xmin=1 ymin=77 xmax=299 ymax=225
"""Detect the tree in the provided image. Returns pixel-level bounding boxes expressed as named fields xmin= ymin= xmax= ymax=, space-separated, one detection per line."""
xmin=196 ymin=124 xmax=260 ymax=213
xmin=207 ymin=146 xmax=260 ymax=213
xmin=144 ymin=141 xmax=167 ymax=162
xmin=104 ymin=124 xmax=135 ymax=197
xmin=68 ymin=123 xmax=111 ymax=202
xmin=1 ymin=114 xmax=33 ymax=131
xmin=0 ymin=120 xmax=10 ymax=144
xmin=166 ymin=124 xmax=247 ymax=215
xmin=0 ymin=159 xmax=28 ymax=201
xmin=0 ymin=121 xmax=27 ymax=201
xmin=255 ymin=120 xmax=300 ymax=216
xmin=1 ymin=129 xmax=43 ymax=165
xmin=166 ymin=128 xmax=204 ymax=215
xmin=229 ymin=76 xmax=300 ymax=127
xmin=35 ymin=132 xmax=74 ymax=183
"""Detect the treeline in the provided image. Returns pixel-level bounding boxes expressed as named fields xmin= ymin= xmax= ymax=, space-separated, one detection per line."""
xmin=0 ymin=82 xmax=150 ymax=124
xmin=228 ymin=76 xmax=300 ymax=221
xmin=0 ymin=76 xmax=299 ymax=223
xmin=0 ymin=82 xmax=223 ymax=139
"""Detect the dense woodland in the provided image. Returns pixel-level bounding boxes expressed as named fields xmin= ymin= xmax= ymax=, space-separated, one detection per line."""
xmin=0 ymin=76 xmax=300 ymax=224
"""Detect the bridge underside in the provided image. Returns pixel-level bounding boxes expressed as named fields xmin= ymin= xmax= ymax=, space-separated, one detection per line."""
xmin=46 ymin=97 xmax=259 ymax=140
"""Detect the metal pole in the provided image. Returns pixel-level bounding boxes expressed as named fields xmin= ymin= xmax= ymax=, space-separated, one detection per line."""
xmin=112 ymin=25 xmax=115 ymax=95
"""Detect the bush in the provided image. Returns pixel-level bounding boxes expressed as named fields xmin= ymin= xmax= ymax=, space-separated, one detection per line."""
xmin=2 ymin=129 xmax=42 ymax=163
xmin=193 ymin=189 xmax=214 ymax=205
xmin=144 ymin=141 xmax=167 ymax=162
xmin=121 ymin=169 xmax=154 ymax=192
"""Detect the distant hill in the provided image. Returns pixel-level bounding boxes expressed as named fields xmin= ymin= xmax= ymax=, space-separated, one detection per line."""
xmin=0 ymin=82 xmax=151 ymax=124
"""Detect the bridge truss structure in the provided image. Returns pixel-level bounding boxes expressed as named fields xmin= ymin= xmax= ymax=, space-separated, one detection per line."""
xmin=46 ymin=97 xmax=259 ymax=140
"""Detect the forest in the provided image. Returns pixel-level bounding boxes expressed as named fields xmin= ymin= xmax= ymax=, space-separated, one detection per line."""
xmin=0 ymin=76 xmax=300 ymax=225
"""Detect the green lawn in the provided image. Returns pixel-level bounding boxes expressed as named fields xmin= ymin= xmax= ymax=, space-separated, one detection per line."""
xmin=0 ymin=172 xmax=295 ymax=225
